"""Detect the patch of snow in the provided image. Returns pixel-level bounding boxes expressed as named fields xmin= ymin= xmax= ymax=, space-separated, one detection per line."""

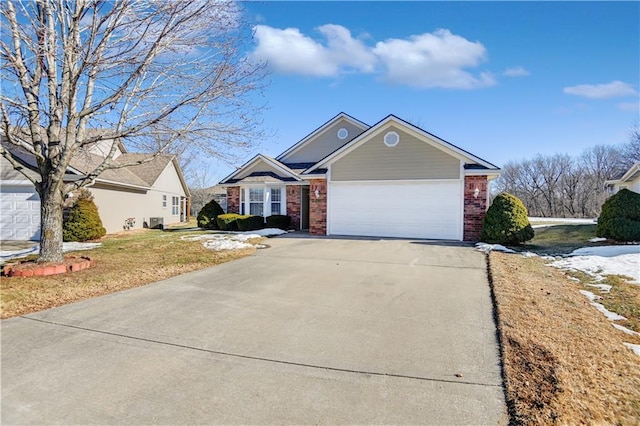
xmin=613 ymin=323 xmax=640 ymax=337
xmin=592 ymin=302 xmax=627 ymax=321
xmin=521 ymin=251 xmax=538 ymax=258
xmin=554 ymin=254 xmax=639 ymax=283
xmin=579 ymin=290 xmax=600 ymax=302
xmin=234 ymin=228 xmax=287 ymax=237
xmin=587 ymin=283 xmax=612 ymax=293
xmin=569 ymin=245 xmax=639 ymax=257
xmin=529 ymin=217 xmax=597 ymax=224
xmin=203 ymin=239 xmax=252 ymax=251
xmin=623 ymin=343 xmax=640 ymax=357
xmin=588 ymin=237 xmax=607 ymax=243
xmin=566 ymin=276 xmax=581 ymax=282
xmin=475 ymin=243 xmax=516 ymax=254
xmin=1 ymin=242 xmax=102 ymax=262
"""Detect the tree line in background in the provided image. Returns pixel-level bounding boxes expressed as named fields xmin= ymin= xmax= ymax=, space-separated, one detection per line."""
xmin=494 ymin=126 xmax=640 ymax=218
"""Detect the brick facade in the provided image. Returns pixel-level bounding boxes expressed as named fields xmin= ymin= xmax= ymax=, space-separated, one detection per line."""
xmin=226 ymin=186 xmax=240 ymax=214
xmin=463 ymin=176 xmax=488 ymax=241
xmin=309 ymin=179 xmax=327 ymax=235
xmin=286 ymin=185 xmax=301 ymax=230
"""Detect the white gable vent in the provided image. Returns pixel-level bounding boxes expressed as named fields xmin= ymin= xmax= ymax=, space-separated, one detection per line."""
xmin=337 ymin=127 xmax=349 ymax=140
xmin=384 ymin=131 xmax=400 ymax=147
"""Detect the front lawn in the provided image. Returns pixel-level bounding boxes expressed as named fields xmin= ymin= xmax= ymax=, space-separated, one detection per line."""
xmin=1 ymin=229 xmax=262 ymax=319
xmin=489 ymin=225 xmax=640 ymax=424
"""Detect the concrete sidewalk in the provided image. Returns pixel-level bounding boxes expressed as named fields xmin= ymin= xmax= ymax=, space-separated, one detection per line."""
xmin=1 ymin=237 xmax=507 ymax=424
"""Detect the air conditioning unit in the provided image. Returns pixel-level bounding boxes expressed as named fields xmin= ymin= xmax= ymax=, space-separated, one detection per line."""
xmin=149 ymin=217 xmax=164 ymax=230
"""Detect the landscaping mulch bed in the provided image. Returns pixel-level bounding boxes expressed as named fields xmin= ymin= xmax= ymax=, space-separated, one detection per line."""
xmin=489 ymin=252 xmax=640 ymax=425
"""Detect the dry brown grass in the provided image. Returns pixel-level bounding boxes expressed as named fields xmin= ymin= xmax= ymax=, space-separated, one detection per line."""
xmin=1 ymin=229 xmax=260 ymax=319
xmin=490 ymin=252 xmax=640 ymax=425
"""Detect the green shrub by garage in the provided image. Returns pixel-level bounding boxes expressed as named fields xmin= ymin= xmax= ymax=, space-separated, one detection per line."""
xmin=237 ymin=215 xmax=264 ymax=231
xmin=197 ymin=199 xmax=224 ymax=230
xmin=266 ymin=215 xmax=291 ymax=230
xmin=63 ymin=192 xmax=107 ymax=242
xmin=596 ymin=189 xmax=640 ymax=242
xmin=216 ymin=213 xmax=242 ymax=231
xmin=480 ymin=192 xmax=534 ymax=245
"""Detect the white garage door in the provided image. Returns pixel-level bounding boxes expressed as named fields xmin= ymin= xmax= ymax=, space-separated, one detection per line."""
xmin=328 ymin=181 xmax=462 ymax=240
xmin=0 ymin=185 xmax=41 ymax=240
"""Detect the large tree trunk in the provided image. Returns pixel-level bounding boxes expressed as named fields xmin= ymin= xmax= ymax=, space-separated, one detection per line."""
xmin=38 ymin=187 xmax=64 ymax=263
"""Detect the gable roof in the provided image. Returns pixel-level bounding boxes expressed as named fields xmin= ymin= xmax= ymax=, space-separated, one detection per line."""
xmin=605 ymin=162 xmax=640 ymax=186
xmin=275 ymin=112 xmax=370 ymax=162
xmin=219 ymin=154 xmax=303 ymax=185
xmin=304 ymin=114 xmax=499 ymax=174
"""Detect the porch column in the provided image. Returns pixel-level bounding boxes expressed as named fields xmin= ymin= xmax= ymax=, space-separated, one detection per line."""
xmin=463 ymin=175 xmax=488 ymax=241
xmin=309 ymin=179 xmax=327 ymax=236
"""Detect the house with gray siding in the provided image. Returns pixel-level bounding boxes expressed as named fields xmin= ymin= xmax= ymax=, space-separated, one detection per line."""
xmin=219 ymin=113 xmax=501 ymax=241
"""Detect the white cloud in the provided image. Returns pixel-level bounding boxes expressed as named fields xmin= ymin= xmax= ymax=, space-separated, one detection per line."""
xmin=251 ymin=25 xmax=495 ymax=89
xmin=563 ymin=81 xmax=637 ymax=99
xmin=503 ymin=66 xmax=530 ymax=77
xmin=372 ymin=29 xmax=495 ymax=89
xmin=251 ymin=24 xmax=374 ymax=77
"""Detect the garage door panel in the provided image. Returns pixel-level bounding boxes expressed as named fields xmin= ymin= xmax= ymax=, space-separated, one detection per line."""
xmin=328 ymin=181 xmax=461 ymax=240
xmin=0 ymin=185 xmax=41 ymax=240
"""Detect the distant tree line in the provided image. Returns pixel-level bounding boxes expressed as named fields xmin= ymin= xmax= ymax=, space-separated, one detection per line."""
xmin=494 ymin=126 xmax=640 ymax=218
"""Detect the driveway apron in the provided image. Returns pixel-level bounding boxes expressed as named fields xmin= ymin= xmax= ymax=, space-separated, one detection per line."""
xmin=2 ymin=237 xmax=507 ymax=424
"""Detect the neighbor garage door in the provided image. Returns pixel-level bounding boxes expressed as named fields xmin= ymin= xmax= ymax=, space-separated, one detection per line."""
xmin=328 ymin=181 xmax=462 ymax=240
xmin=0 ymin=185 xmax=41 ymax=240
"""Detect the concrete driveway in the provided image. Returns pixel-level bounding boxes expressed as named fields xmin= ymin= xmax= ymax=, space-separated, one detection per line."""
xmin=1 ymin=237 xmax=507 ymax=425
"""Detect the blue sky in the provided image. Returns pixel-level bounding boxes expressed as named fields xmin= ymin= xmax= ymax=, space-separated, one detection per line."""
xmin=208 ymin=1 xmax=639 ymax=184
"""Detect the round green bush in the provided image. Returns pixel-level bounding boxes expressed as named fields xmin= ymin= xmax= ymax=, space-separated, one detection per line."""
xmin=197 ymin=199 xmax=224 ymax=230
xmin=480 ymin=193 xmax=534 ymax=245
xmin=266 ymin=215 xmax=291 ymax=230
xmin=237 ymin=215 xmax=264 ymax=231
xmin=63 ymin=197 xmax=107 ymax=242
xmin=596 ymin=189 xmax=640 ymax=242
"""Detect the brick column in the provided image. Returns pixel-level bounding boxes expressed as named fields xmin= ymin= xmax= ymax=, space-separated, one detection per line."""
xmin=226 ymin=186 xmax=240 ymax=214
xmin=463 ymin=176 xmax=488 ymax=241
xmin=286 ymin=185 xmax=301 ymax=230
xmin=309 ymin=179 xmax=327 ymax=236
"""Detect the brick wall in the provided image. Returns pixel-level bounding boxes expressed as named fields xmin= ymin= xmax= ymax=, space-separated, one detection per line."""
xmin=309 ymin=179 xmax=327 ymax=235
xmin=286 ymin=185 xmax=301 ymax=230
xmin=226 ymin=186 xmax=240 ymax=214
xmin=463 ymin=176 xmax=488 ymax=241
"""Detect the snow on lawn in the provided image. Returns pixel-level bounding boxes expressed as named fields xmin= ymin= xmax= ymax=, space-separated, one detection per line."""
xmin=613 ymin=323 xmax=640 ymax=337
xmin=475 ymin=243 xmax=516 ymax=254
xmin=623 ymin=343 xmax=640 ymax=357
xmin=1 ymin=242 xmax=102 ymax=262
xmin=180 ymin=228 xmax=286 ymax=251
xmin=589 ymin=237 xmax=607 ymax=243
xmin=550 ymin=245 xmax=640 ymax=283
xmin=578 ymin=290 xmax=626 ymax=321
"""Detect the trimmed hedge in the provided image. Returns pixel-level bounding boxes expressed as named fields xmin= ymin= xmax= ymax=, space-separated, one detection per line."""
xmin=266 ymin=215 xmax=291 ymax=230
xmin=480 ymin=192 xmax=534 ymax=245
xmin=597 ymin=189 xmax=640 ymax=242
xmin=63 ymin=196 xmax=107 ymax=242
xmin=237 ymin=215 xmax=264 ymax=231
xmin=197 ymin=199 xmax=224 ymax=230
xmin=216 ymin=213 xmax=242 ymax=231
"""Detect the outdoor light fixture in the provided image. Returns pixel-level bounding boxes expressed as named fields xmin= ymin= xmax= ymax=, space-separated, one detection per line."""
xmin=473 ymin=187 xmax=480 ymax=198
xmin=314 ymin=189 xmax=320 ymax=198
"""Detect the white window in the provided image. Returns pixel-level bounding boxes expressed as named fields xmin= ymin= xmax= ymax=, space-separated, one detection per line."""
xmin=270 ymin=188 xmax=282 ymax=215
xmin=241 ymin=186 xmax=286 ymax=217
xmin=172 ymin=196 xmax=179 ymax=215
xmin=249 ymin=188 xmax=264 ymax=216
xmin=162 ymin=195 xmax=167 ymax=208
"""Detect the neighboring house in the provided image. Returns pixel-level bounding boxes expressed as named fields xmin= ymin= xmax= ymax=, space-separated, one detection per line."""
xmin=1 ymin=140 xmax=190 ymax=240
xmin=190 ymin=184 xmax=227 ymax=216
xmin=605 ymin=162 xmax=640 ymax=194
xmin=219 ymin=113 xmax=501 ymax=241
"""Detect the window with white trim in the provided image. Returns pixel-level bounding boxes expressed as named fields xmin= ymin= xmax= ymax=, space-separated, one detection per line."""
xmin=162 ymin=195 xmax=167 ymax=208
xmin=249 ymin=188 xmax=264 ymax=216
xmin=172 ymin=196 xmax=179 ymax=215
xmin=270 ymin=188 xmax=282 ymax=215
xmin=240 ymin=188 xmax=246 ymax=214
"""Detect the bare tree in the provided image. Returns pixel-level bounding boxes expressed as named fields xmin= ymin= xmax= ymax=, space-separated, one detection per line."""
xmin=620 ymin=123 xmax=640 ymax=168
xmin=1 ymin=0 xmax=266 ymax=262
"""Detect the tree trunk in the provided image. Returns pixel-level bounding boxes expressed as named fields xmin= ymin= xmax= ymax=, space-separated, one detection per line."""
xmin=38 ymin=188 xmax=64 ymax=263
